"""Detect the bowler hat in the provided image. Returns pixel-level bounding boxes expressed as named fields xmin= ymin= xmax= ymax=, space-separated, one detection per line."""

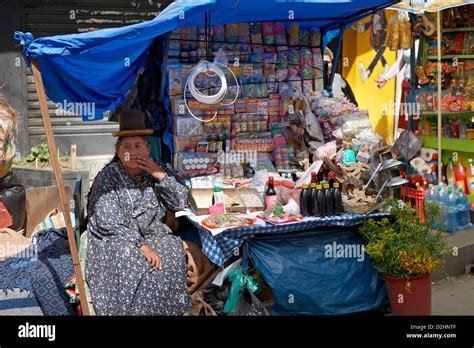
xmin=112 ymin=110 xmax=153 ymax=137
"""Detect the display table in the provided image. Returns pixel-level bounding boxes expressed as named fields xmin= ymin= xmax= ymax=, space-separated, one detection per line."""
xmin=187 ymin=212 xmax=390 ymax=267
xmin=188 ymin=212 xmax=390 ymax=315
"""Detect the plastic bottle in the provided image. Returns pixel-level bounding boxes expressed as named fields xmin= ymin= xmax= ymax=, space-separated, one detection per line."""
xmin=424 ymin=184 xmax=436 ymax=202
xmin=316 ymin=184 xmax=326 ymax=218
xmin=459 ymin=119 xmax=467 ymax=139
xmin=446 ymin=158 xmax=455 ymax=186
xmin=434 ymin=185 xmax=447 ymax=228
xmin=212 ymin=176 xmax=226 ymax=213
xmin=307 ymin=172 xmax=318 ymax=215
xmin=332 ymin=182 xmax=343 ymax=215
xmin=454 ymin=158 xmax=467 ymax=193
xmin=467 ymin=159 xmax=474 ymax=196
xmin=310 ymin=181 xmax=320 ymax=217
xmin=310 ymin=183 xmax=324 ymax=217
xmin=299 ymin=184 xmax=309 ymax=217
xmin=443 ymin=117 xmax=451 ymax=138
xmin=444 ymin=185 xmax=459 ymax=232
xmin=323 ymin=183 xmax=333 ymax=216
xmin=456 ymin=186 xmax=471 ymax=229
xmin=450 ymin=118 xmax=460 ymax=138
xmin=422 ymin=120 xmax=431 ymax=136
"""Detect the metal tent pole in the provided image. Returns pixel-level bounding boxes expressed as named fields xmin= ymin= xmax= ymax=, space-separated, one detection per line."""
xmin=437 ymin=11 xmax=442 ymax=184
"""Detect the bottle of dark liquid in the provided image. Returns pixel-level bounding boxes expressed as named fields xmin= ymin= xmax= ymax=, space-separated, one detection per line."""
xmin=322 ymin=173 xmax=328 ymax=187
xmin=328 ymin=173 xmax=335 ymax=189
xmin=316 ymin=184 xmax=326 ymax=217
xmin=317 ymin=169 xmax=324 ymax=184
xmin=265 ymin=176 xmax=278 ymax=210
xmin=310 ymin=182 xmax=319 ymax=217
xmin=332 ymin=182 xmax=343 ymax=215
xmin=307 ymin=172 xmax=318 ymax=215
xmin=300 ymin=184 xmax=309 ymax=217
xmin=323 ymin=183 xmax=333 ymax=216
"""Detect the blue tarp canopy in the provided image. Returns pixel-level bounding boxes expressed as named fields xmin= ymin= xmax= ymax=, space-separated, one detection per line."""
xmin=15 ymin=0 xmax=399 ymax=121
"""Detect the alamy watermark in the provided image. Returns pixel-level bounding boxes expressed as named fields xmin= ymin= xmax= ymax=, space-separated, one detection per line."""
xmin=217 ymin=150 xmax=257 ymax=168
xmin=324 ymin=242 xmax=365 ymax=262
xmin=381 ymin=101 xmax=421 ymax=120
xmin=55 ymin=100 xmax=96 ymax=120
xmin=0 ymin=242 xmax=37 ymax=261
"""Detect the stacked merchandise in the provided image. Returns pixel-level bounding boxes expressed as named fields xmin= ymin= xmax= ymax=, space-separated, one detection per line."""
xmin=418 ymin=6 xmax=474 ymax=113
xmin=424 ymin=181 xmax=472 ymax=232
xmin=167 ymin=23 xmax=390 ymax=222
xmin=166 ymin=22 xmax=323 ymax=179
xmin=419 ymin=115 xmax=474 ymax=140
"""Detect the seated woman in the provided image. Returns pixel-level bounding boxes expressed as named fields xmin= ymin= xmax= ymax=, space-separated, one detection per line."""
xmin=86 ymin=110 xmax=192 ymax=315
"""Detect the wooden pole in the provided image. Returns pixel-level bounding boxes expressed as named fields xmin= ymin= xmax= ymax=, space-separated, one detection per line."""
xmin=71 ymin=144 xmax=77 ymax=171
xmin=31 ymin=60 xmax=90 ymax=315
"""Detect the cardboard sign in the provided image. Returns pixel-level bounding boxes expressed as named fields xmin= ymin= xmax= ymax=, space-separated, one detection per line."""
xmin=209 ymin=202 xmax=225 ymax=217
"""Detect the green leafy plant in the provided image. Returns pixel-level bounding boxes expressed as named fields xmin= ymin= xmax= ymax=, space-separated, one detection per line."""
xmin=25 ymin=143 xmax=50 ymax=163
xmin=359 ymin=199 xmax=449 ymax=279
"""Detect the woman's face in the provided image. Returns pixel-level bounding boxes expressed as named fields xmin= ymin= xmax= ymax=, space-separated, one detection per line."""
xmin=117 ymin=136 xmax=150 ymax=172
xmin=324 ymin=54 xmax=332 ymax=75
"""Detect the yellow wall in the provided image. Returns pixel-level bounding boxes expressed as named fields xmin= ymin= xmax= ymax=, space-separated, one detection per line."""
xmin=342 ymin=10 xmax=397 ymax=144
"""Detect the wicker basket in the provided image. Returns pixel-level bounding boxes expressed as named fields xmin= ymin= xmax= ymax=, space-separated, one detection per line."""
xmin=342 ymin=200 xmax=376 ymax=215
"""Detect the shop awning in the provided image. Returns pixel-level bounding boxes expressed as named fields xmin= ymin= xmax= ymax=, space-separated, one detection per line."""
xmin=15 ymin=0 xmax=400 ymax=121
xmin=390 ymin=0 xmax=474 ymax=13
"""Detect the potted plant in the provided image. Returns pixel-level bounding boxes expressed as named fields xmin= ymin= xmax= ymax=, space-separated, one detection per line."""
xmin=359 ymin=199 xmax=448 ymax=315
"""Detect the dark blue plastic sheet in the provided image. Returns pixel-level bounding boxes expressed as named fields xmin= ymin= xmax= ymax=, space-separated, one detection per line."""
xmin=245 ymin=226 xmax=389 ymax=315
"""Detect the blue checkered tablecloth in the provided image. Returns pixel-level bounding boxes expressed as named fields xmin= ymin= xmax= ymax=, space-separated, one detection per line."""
xmin=187 ymin=213 xmax=390 ymax=266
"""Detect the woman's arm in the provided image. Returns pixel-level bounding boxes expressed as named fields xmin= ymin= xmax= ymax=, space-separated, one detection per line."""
xmin=154 ymin=168 xmax=189 ymax=212
xmin=379 ymin=48 xmax=405 ymax=82
xmin=137 ymin=156 xmax=189 ymax=212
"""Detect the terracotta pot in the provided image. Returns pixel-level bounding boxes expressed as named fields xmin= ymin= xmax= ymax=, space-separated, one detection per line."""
xmin=383 ymin=273 xmax=431 ymax=315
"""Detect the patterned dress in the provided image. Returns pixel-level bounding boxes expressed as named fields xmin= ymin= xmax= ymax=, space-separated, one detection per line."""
xmin=85 ymin=160 xmax=192 ymax=315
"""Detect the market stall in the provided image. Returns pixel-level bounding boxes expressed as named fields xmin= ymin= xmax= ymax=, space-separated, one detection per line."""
xmin=15 ymin=0 xmax=403 ymax=315
xmin=384 ymin=1 xmax=474 ymax=232
xmin=391 ymin=0 xmax=474 ymax=200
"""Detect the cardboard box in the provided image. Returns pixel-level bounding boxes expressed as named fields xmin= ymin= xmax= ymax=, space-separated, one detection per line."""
xmin=189 ymin=187 xmax=264 ymax=215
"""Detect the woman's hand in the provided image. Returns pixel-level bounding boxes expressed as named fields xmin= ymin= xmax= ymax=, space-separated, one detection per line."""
xmin=376 ymin=78 xmax=387 ymax=89
xmin=139 ymin=244 xmax=163 ymax=270
xmin=137 ymin=155 xmax=167 ymax=181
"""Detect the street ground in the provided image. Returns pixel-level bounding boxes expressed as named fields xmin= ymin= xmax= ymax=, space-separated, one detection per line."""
xmin=1 ymin=274 xmax=473 ymax=315
xmin=432 ymin=274 xmax=474 ymax=315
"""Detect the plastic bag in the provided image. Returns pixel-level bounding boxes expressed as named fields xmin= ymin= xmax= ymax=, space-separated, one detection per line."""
xmin=295 ymin=160 xmax=323 ymax=188
xmin=0 ymin=172 xmax=26 ymax=231
xmin=392 ymin=130 xmax=423 ymax=160
xmin=303 ymin=97 xmax=324 ymax=143
xmin=213 ymin=48 xmax=229 ymax=66
xmin=355 ymin=129 xmax=382 ymax=145
xmin=234 ymin=291 xmax=270 ymax=316
xmin=203 ymin=281 xmax=231 ymax=316
xmin=338 ymin=114 xmax=372 ymax=138
xmin=315 ymin=140 xmax=337 ymax=160
xmin=223 ymin=265 xmax=260 ymax=314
